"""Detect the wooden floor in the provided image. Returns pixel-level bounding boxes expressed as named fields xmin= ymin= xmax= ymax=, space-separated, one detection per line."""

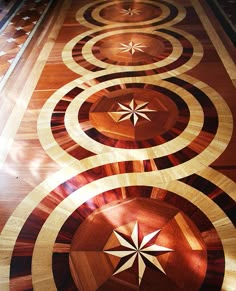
xmin=0 ymin=0 xmax=236 ymax=290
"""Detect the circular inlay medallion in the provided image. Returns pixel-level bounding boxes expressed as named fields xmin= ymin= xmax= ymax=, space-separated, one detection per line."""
xmin=89 ymin=87 xmax=179 ymax=141
xmin=76 ymin=0 xmax=186 ymax=28
xmin=77 ymin=82 xmax=191 ymax=149
xmin=69 ymin=198 xmax=208 ymax=290
xmin=93 ymin=33 xmax=172 ymax=66
xmin=38 ymin=75 xmax=232 ymax=177
xmin=99 ymin=2 xmax=162 ymax=23
xmin=65 ymin=28 xmax=203 ymax=77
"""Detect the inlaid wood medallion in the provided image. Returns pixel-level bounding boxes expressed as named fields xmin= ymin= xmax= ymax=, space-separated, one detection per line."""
xmin=92 ymin=32 xmax=172 ymax=66
xmin=77 ymin=0 xmax=186 ymax=27
xmin=0 ymin=0 xmax=235 ymax=290
xmin=89 ymin=86 xmax=179 ymax=141
xmin=69 ymin=197 xmax=222 ymax=290
xmin=99 ymin=1 xmax=162 ymax=23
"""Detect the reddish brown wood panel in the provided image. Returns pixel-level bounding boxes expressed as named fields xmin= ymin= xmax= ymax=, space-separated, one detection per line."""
xmin=0 ymin=0 xmax=235 ymax=290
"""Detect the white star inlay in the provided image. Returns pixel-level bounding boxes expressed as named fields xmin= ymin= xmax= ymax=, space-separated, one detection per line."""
xmin=104 ymin=222 xmax=173 ymax=285
xmin=120 ymin=8 xmax=141 ymax=16
xmin=22 ymin=16 xmax=30 ymax=20
xmin=109 ymin=99 xmax=156 ymax=126
xmin=118 ymin=40 xmax=147 ymax=55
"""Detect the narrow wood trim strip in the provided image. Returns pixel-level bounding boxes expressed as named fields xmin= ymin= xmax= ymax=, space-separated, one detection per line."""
xmin=0 ymin=0 xmax=72 ymax=168
xmin=192 ymin=0 xmax=236 ymax=87
xmin=0 ymin=0 xmax=55 ymax=92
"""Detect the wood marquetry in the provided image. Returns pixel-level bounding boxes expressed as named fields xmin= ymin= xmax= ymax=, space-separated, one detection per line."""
xmin=0 ymin=0 xmax=235 ymax=290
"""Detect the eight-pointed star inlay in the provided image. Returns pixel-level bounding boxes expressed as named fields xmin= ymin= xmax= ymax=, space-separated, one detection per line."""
xmin=118 ymin=40 xmax=147 ymax=55
xmin=104 ymin=222 xmax=173 ymax=285
xmin=109 ymin=99 xmax=157 ymax=126
xmin=120 ymin=8 xmax=141 ymax=16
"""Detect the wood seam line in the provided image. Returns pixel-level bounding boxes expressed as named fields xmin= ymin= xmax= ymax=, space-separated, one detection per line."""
xmin=0 ymin=0 xmax=72 ymax=169
xmin=191 ymin=0 xmax=236 ymax=87
xmin=0 ymin=0 xmax=54 ymax=92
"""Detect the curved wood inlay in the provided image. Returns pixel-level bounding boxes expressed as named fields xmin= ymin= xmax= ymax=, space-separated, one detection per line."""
xmin=30 ymin=173 xmax=235 ymax=290
xmin=0 ymin=0 xmax=235 ymax=290
xmin=75 ymin=0 xmax=186 ymax=29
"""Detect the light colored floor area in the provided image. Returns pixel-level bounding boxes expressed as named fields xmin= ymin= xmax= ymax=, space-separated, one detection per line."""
xmin=0 ymin=0 xmax=235 ymax=290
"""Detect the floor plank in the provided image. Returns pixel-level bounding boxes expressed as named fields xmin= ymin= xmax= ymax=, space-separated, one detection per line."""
xmin=0 ymin=0 xmax=235 ymax=290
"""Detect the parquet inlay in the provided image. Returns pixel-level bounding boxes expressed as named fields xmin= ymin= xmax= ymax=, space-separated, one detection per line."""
xmin=0 ymin=0 xmax=54 ymax=90
xmin=0 ymin=0 xmax=235 ymax=290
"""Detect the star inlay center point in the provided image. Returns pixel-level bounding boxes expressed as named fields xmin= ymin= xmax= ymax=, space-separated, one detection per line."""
xmin=109 ymin=99 xmax=156 ymax=126
xmin=118 ymin=40 xmax=147 ymax=55
xmin=120 ymin=8 xmax=141 ymax=16
xmin=104 ymin=222 xmax=173 ymax=285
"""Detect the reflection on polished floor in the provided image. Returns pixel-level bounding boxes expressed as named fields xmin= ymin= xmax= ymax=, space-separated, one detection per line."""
xmin=0 ymin=0 xmax=236 ymax=290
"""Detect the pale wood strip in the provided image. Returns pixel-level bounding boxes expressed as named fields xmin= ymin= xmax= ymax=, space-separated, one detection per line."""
xmin=0 ymin=157 xmax=234 ymax=289
xmin=0 ymin=0 xmax=72 ymax=169
xmin=163 ymin=180 xmax=236 ymax=291
xmin=81 ymin=28 xmax=183 ymax=69
xmin=30 ymin=173 xmax=236 ymax=290
xmin=91 ymin=0 xmax=172 ymax=27
xmin=0 ymin=0 xmax=55 ymax=92
xmin=198 ymin=167 xmax=236 ymax=200
xmin=192 ymin=0 xmax=236 ymax=87
xmin=62 ymin=25 xmax=203 ymax=79
xmin=76 ymin=0 xmax=186 ymax=29
xmin=37 ymin=76 xmax=203 ymax=166
xmin=64 ymin=76 xmax=203 ymax=157
xmin=0 ymin=2 xmax=72 ymax=290
xmin=175 ymin=213 xmax=203 ymax=250
xmin=36 ymin=73 xmax=233 ymax=182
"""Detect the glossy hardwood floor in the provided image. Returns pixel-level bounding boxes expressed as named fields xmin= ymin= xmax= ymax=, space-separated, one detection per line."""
xmin=0 ymin=0 xmax=235 ymax=290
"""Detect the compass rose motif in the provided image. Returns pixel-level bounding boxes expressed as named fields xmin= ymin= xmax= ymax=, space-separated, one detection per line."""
xmin=109 ymin=99 xmax=156 ymax=126
xmin=104 ymin=222 xmax=173 ymax=285
xmin=118 ymin=40 xmax=147 ymax=55
xmin=120 ymin=8 xmax=141 ymax=16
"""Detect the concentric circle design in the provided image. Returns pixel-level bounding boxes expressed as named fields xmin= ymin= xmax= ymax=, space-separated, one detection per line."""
xmin=65 ymin=77 xmax=218 ymax=158
xmin=91 ymin=32 xmax=173 ymax=67
xmin=61 ymin=78 xmax=204 ymax=159
xmin=99 ymin=1 xmax=163 ymax=23
xmin=76 ymin=0 xmax=186 ymax=28
xmin=1 ymin=0 xmax=236 ymax=291
xmin=66 ymin=78 xmax=201 ymax=153
xmin=64 ymin=27 xmax=203 ymax=77
xmin=29 ymin=175 xmax=231 ymax=290
xmin=69 ymin=198 xmax=208 ymax=290
xmin=36 ymin=75 xmax=233 ymax=179
xmin=89 ymin=86 xmax=179 ymax=141
xmin=2 ymin=163 xmax=235 ymax=290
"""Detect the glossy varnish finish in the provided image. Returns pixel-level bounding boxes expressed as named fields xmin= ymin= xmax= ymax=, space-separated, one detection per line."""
xmin=0 ymin=0 xmax=235 ymax=290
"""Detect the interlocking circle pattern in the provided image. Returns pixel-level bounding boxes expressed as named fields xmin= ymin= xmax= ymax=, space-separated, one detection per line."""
xmin=0 ymin=1 xmax=235 ymax=291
